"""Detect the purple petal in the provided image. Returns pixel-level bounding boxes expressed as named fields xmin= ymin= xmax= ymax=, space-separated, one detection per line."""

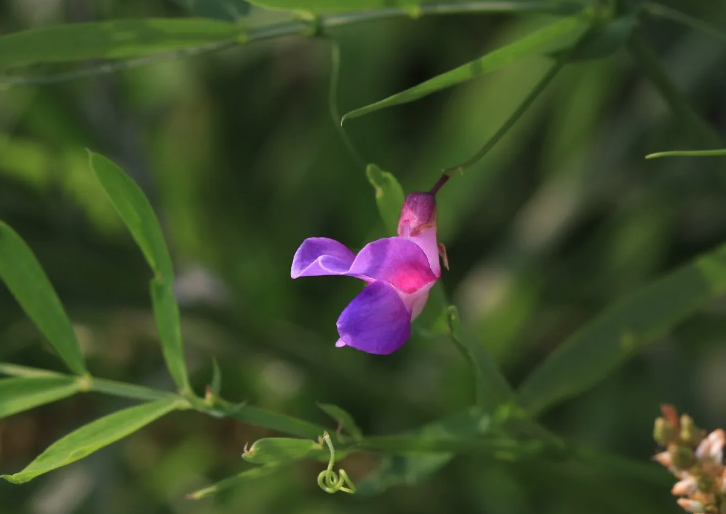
xmin=291 ymin=238 xmax=356 ymax=278
xmin=348 ymin=237 xmax=436 ymax=294
xmin=336 ymin=281 xmax=411 ymax=355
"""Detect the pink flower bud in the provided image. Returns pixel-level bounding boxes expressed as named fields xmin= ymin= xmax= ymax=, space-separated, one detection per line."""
xmin=672 ymin=477 xmax=698 ymax=496
xmin=397 ymin=193 xmax=440 ymax=277
xmin=654 ymin=451 xmax=673 ymax=467
xmin=677 ymin=498 xmax=706 ymax=513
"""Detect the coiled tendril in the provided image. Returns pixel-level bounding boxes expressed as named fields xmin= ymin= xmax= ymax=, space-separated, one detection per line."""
xmin=317 ymin=431 xmax=356 ymax=494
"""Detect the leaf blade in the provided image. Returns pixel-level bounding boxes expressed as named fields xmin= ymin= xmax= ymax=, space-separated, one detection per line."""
xmin=318 ymin=403 xmax=363 ymax=440
xmin=0 ymin=222 xmax=86 ymax=375
xmin=366 ymin=164 xmax=404 ymax=236
xmin=187 ymin=465 xmax=281 ymax=499
xmin=243 ymin=437 xmax=327 ymax=465
xmin=2 ymin=399 xmax=179 ymax=484
xmin=0 ymin=377 xmax=81 ymax=419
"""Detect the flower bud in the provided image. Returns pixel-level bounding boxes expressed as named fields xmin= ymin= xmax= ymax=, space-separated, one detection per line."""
xmin=672 ymin=444 xmax=695 ymax=469
xmin=673 ymin=477 xmax=698 ymax=496
xmin=654 ymin=451 xmax=673 ymax=468
xmin=682 ymin=415 xmax=697 ymax=445
xmin=677 ymin=498 xmax=706 ymax=513
xmin=656 ymin=417 xmax=677 ymax=445
xmin=397 ymin=193 xmax=436 ymax=238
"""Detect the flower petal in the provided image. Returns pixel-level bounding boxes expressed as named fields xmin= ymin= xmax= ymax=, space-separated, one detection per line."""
xmin=348 ymin=237 xmax=436 ymax=294
xmin=336 ymin=281 xmax=411 ymax=355
xmin=291 ymin=237 xmax=356 ymax=278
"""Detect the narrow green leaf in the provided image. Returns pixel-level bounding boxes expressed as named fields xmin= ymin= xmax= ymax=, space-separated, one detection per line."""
xmin=342 ymin=15 xmax=584 ymax=122
xmin=243 ymin=437 xmax=327 ymax=464
xmin=446 ymin=306 xmax=516 ymax=413
xmin=210 ymin=358 xmax=222 ymax=397
xmin=170 ymin=0 xmax=250 ymax=22
xmin=225 ymin=405 xmax=327 ymax=439
xmin=366 ymin=164 xmax=404 ymax=236
xmin=0 ymin=19 xmax=243 ymax=69
xmin=246 ymin=0 xmax=418 ymax=13
xmin=187 ymin=465 xmax=281 ymax=499
xmin=518 ymin=242 xmax=726 ymax=417
xmin=318 ymin=403 xmax=363 ymax=440
xmin=550 ymin=15 xmax=637 ymax=61
xmin=0 ymin=222 xmax=86 ymax=375
xmin=0 ymin=377 xmax=81 ymax=419
xmin=2 ymin=399 xmax=179 ymax=484
xmin=646 ymin=149 xmax=726 ymax=159
xmin=644 ymin=2 xmax=726 ymax=45
xmin=88 ymin=151 xmax=189 ymax=392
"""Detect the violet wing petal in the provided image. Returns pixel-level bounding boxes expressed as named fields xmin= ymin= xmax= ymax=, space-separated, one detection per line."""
xmin=336 ymin=281 xmax=411 ymax=355
xmin=348 ymin=237 xmax=436 ymax=294
xmin=291 ymin=237 xmax=356 ymax=278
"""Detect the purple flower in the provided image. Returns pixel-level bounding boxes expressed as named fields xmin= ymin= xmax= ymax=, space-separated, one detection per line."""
xmin=291 ymin=192 xmax=444 ymax=355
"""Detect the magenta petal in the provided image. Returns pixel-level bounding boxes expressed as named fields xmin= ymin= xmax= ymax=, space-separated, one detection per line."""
xmin=336 ymin=281 xmax=411 ymax=355
xmin=291 ymin=237 xmax=356 ymax=278
xmin=348 ymin=237 xmax=436 ymax=294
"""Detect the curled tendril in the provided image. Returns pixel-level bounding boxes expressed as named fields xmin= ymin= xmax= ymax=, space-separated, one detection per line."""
xmin=317 ymin=431 xmax=356 ymax=494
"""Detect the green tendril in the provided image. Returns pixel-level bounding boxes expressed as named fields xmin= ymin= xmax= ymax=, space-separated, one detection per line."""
xmin=317 ymin=432 xmax=356 ymax=494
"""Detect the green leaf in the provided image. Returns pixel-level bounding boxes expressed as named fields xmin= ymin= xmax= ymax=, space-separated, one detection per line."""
xmin=318 ymin=403 xmax=363 ymax=440
xmin=2 ymin=399 xmax=179 ymax=484
xmin=225 ymin=405 xmax=327 ymax=439
xmin=170 ymin=0 xmax=250 ymax=22
xmin=550 ymin=15 xmax=637 ymax=61
xmin=0 ymin=222 xmax=87 ymax=375
xmin=243 ymin=437 xmax=328 ymax=464
xmin=342 ymin=15 xmax=585 ymax=122
xmin=210 ymin=358 xmax=222 ymax=397
xmin=246 ymin=0 xmax=418 ymax=13
xmin=187 ymin=465 xmax=281 ymax=499
xmin=88 ymin=151 xmax=189 ymax=392
xmin=446 ymin=306 xmax=516 ymax=413
xmin=646 ymin=149 xmax=726 ymax=159
xmin=0 ymin=377 xmax=81 ymax=419
xmin=518 ymin=242 xmax=726 ymax=417
xmin=0 ymin=19 xmax=244 ymax=68
xmin=366 ymin=164 xmax=405 ymax=236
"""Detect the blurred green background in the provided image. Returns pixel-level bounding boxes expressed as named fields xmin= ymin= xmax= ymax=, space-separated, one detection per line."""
xmin=1 ymin=0 xmax=726 ymax=513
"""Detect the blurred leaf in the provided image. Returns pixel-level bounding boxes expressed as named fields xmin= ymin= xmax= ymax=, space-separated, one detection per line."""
xmin=550 ymin=15 xmax=637 ymax=61
xmin=644 ymin=2 xmax=726 ymax=44
xmin=646 ymin=149 xmax=726 ymax=159
xmin=225 ymin=404 xmax=327 ymax=439
xmin=0 ymin=19 xmax=243 ymax=68
xmin=210 ymin=358 xmax=222 ymax=397
xmin=2 ymin=399 xmax=179 ymax=484
xmin=446 ymin=306 xmax=515 ymax=413
xmin=518 ymin=242 xmax=726 ymax=417
xmin=366 ymin=164 xmax=404 ymax=236
xmin=243 ymin=437 xmax=327 ymax=464
xmin=342 ymin=16 xmax=584 ymax=122
xmin=88 ymin=151 xmax=189 ymax=392
xmin=170 ymin=0 xmax=250 ymax=22
xmin=0 ymin=221 xmax=87 ymax=375
xmin=187 ymin=465 xmax=281 ymax=499
xmin=318 ymin=403 xmax=363 ymax=440
xmin=0 ymin=377 xmax=81 ymax=419
xmin=245 ymin=0 xmax=418 ymax=13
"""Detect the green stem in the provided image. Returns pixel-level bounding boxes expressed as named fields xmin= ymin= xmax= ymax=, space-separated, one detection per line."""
xmin=0 ymin=362 xmax=65 ymax=378
xmin=89 ymin=377 xmax=180 ymax=402
xmin=626 ymin=30 xmax=725 ymax=151
xmin=1 ymin=1 xmax=585 ymax=87
xmin=643 ymin=2 xmax=726 ymax=44
xmin=646 ymin=149 xmax=726 ymax=159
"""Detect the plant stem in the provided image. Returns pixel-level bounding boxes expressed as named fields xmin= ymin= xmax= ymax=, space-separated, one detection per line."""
xmin=1 ymin=1 xmax=585 ymax=87
xmin=89 ymin=377 xmax=180 ymax=402
xmin=626 ymin=30 xmax=725 ymax=151
xmin=646 ymin=149 xmax=726 ymax=159
xmin=0 ymin=362 xmax=65 ymax=378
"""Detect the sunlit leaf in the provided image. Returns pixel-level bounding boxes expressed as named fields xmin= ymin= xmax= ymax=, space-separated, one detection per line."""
xmin=0 ymin=222 xmax=87 ymax=375
xmin=0 ymin=19 xmax=243 ymax=68
xmin=2 ymin=399 xmax=180 ymax=484
xmin=0 ymin=377 xmax=81 ymax=419
xmin=170 ymin=0 xmax=250 ymax=22
xmin=187 ymin=465 xmax=281 ymax=499
xmin=318 ymin=403 xmax=363 ymax=440
xmin=88 ymin=151 xmax=189 ymax=392
xmin=366 ymin=164 xmax=404 ymax=236
xmin=518 ymin=242 xmax=726 ymax=417
xmin=243 ymin=437 xmax=328 ymax=464
xmin=342 ymin=16 xmax=585 ymax=122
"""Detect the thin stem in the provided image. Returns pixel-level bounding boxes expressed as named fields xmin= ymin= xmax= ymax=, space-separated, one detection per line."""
xmin=89 ymin=377 xmax=181 ymax=402
xmin=627 ymin=30 xmax=725 ymax=151
xmin=646 ymin=149 xmax=726 ymax=159
xmin=643 ymin=2 xmax=726 ymax=45
xmin=429 ymin=174 xmax=450 ymax=195
xmin=0 ymin=362 xmax=66 ymax=378
xmin=1 ymin=1 xmax=586 ymax=87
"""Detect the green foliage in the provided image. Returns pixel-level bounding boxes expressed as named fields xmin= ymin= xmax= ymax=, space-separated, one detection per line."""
xmin=2 ymin=399 xmax=180 ymax=484
xmin=187 ymin=466 xmax=282 ymax=499
xmin=646 ymin=149 xmax=726 ymax=159
xmin=242 ymin=437 xmax=329 ymax=464
xmin=170 ymin=0 xmax=250 ymax=22
xmin=88 ymin=151 xmax=189 ymax=392
xmin=0 ymin=19 xmax=243 ymax=68
xmin=0 ymin=377 xmax=81 ymax=419
xmin=245 ymin=0 xmax=419 ymax=13
xmin=342 ymin=15 xmax=585 ymax=122
xmin=366 ymin=164 xmax=405 ymax=236
xmin=318 ymin=403 xmax=363 ymax=440
xmin=0 ymin=222 xmax=87 ymax=375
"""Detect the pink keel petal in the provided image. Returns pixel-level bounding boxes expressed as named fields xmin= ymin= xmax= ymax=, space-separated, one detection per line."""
xmin=291 ymin=237 xmax=356 ymax=278
xmin=336 ymin=281 xmax=411 ymax=355
xmin=348 ymin=237 xmax=437 ymax=294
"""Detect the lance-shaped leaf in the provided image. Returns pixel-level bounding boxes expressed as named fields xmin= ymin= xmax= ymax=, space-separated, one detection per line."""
xmin=318 ymin=403 xmax=363 ymax=440
xmin=88 ymin=151 xmax=189 ymax=392
xmin=0 ymin=377 xmax=81 ymax=419
xmin=187 ymin=465 xmax=281 ymax=500
xmin=2 ymin=399 xmax=179 ymax=484
xmin=243 ymin=437 xmax=329 ymax=465
xmin=170 ymin=0 xmax=250 ymax=22
xmin=224 ymin=404 xmax=327 ymax=439
xmin=246 ymin=0 xmax=418 ymax=13
xmin=0 ymin=19 xmax=244 ymax=68
xmin=342 ymin=15 xmax=585 ymax=122
xmin=0 ymin=222 xmax=86 ymax=375
xmin=366 ymin=164 xmax=404 ymax=236
xmin=518 ymin=242 xmax=726 ymax=417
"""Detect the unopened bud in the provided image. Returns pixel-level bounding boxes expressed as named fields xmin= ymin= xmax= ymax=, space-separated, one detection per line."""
xmin=682 ymin=415 xmax=698 ymax=444
xmin=696 ymin=430 xmax=726 ymax=464
xmin=672 ymin=444 xmax=695 ymax=469
xmin=655 ymin=451 xmax=673 ymax=467
xmin=656 ymin=417 xmax=677 ymax=445
xmin=673 ymin=477 xmax=698 ymax=496
xmin=662 ymin=404 xmax=681 ymax=427
xmin=677 ymin=498 xmax=706 ymax=513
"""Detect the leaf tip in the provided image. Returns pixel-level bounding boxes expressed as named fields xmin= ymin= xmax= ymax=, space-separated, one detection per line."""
xmin=1 ymin=474 xmax=23 ymax=484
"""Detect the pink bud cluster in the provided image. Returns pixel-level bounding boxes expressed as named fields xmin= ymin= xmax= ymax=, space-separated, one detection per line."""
xmin=653 ymin=405 xmax=726 ymax=514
